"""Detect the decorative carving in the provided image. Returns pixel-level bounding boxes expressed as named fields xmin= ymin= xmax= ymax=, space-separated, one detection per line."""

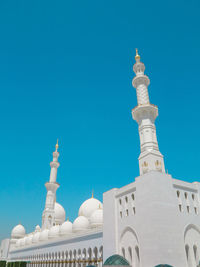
xmin=155 ymin=160 xmax=162 ymax=171
xmin=142 ymin=161 xmax=148 ymax=174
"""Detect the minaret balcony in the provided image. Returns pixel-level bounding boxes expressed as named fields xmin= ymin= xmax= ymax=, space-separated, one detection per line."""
xmin=132 ymin=103 xmax=158 ymax=123
xmin=132 ymin=75 xmax=150 ymax=88
xmin=50 ymin=161 xmax=60 ymax=168
xmin=45 ymin=182 xmax=60 ymax=192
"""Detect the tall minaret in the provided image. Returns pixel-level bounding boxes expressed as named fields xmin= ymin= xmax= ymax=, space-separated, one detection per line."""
xmin=42 ymin=140 xmax=60 ymax=229
xmin=132 ymin=49 xmax=165 ymax=175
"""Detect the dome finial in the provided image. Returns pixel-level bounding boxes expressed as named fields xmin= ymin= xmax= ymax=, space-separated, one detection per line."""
xmin=92 ymin=190 xmax=94 ymax=198
xmin=135 ymin=48 xmax=140 ymax=61
xmin=55 ymin=139 xmax=59 ymax=152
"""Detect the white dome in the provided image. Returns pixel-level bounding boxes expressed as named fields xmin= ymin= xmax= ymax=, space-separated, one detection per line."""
xmin=32 ymin=232 xmax=40 ymax=243
xmin=11 ymin=224 xmax=26 ymax=239
xmin=60 ymin=220 xmax=73 ymax=235
xmin=90 ymin=208 xmax=103 ymax=228
xmin=27 ymin=234 xmax=33 ymax=245
xmin=55 ymin=202 xmax=66 ymax=225
xmin=48 ymin=225 xmax=60 ymax=238
xmin=73 ymin=216 xmax=90 ymax=232
xmin=78 ymin=197 xmax=102 ymax=219
xmin=39 ymin=229 xmax=49 ymax=241
xmin=35 ymin=225 xmax=41 ymax=232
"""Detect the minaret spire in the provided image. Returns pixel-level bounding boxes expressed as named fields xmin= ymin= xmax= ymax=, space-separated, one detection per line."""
xmin=42 ymin=141 xmax=60 ymax=230
xmin=55 ymin=139 xmax=59 ymax=152
xmin=135 ymin=48 xmax=140 ymax=61
xmin=132 ymin=50 xmax=165 ymax=175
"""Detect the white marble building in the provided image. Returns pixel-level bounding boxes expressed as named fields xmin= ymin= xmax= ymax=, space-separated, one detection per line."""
xmin=1 ymin=50 xmax=200 ymax=267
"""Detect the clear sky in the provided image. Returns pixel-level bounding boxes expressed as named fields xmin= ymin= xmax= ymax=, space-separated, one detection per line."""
xmin=0 ymin=0 xmax=200 ymax=241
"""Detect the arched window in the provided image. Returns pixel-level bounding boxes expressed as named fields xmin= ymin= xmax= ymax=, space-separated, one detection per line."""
xmin=185 ymin=244 xmax=192 ymax=267
xmin=93 ymin=247 xmax=98 ymax=264
xmin=193 ymin=245 xmax=199 ymax=265
xmin=88 ymin=248 xmax=92 ymax=263
xmin=187 ymin=206 xmax=190 ymax=213
xmin=179 ymin=204 xmax=182 ymax=212
xmin=135 ymin=246 xmax=140 ymax=264
xmin=120 ymin=211 xmax=122 ymax=218
xmin=126 ymin=209 xmax=129 ymax=216
xmin=128 ymin=247 xmax=132 ymax=265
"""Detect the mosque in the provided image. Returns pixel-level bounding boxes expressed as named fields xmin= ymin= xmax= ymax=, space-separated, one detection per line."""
xmin=1 ymin=50 xmax=200 ymax=267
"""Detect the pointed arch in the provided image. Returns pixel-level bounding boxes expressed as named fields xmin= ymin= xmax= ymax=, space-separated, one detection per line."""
xmin=184 ymin=224 xmax=200 ymax=266
xmin=120 ymin=227 xmax=140 ymax=267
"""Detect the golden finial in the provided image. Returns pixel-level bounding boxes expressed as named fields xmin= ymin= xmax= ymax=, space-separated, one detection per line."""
xmin=92 ymin=190 xmax=94 ymax=198
xmin=135 ymin=48 xmax=140 ymax=61
xmin=55 ymin=139 xmax=59 ymax=152
xmin=67 ymin=217 xmax=69 ymax=221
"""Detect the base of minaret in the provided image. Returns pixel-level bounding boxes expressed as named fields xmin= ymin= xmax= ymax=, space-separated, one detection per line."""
xmin=139 ymin=150 xmax=165 ymax=175
xmin=42 ymin=182 xmax=60 ymax=230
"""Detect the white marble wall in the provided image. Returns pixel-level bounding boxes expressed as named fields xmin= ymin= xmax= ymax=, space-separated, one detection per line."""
xmin=103 ymin=171 xmax=200 ymax=267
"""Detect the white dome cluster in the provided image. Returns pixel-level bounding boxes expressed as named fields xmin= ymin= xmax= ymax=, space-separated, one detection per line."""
xmin=78 ymin=197 xmax=103 ymax=218
xmin=14 ymin=197 xmax=103 ymax=248
xmin=73 ymin=197 xmax=103 ymax=231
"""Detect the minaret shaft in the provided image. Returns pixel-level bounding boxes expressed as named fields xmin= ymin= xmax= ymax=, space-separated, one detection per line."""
xmin=42 ymin=143 xmax=60 ymax=230
xmin=136 ymin=84 xmax=149 ymax=105
xmin=139 ymin=118 xmax=159 ymax=153
xmin=132 ymin=50 xmax=165 ymax=175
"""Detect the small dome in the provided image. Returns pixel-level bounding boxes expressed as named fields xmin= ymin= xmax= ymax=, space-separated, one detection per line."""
xmin=104 ymin=255 xmax=130 ymax=266
xmin=35 ymin=225 xmax=41 ymax=232
xmin=60 ymin=220 xmax=73 ymax=235
xmin=32 ymin=232 xmax=40 ymax=243
xmin=39 ymin=229 xmax=49 ymax=241
xmin=90 ymin=208 xmax=103 ymax=228
xmin=27 ymin=234 xmax=33 ymax=245
xmin=79 ymin=197 xmax=102 ymax=219
xmin=73 ymin=216 xmax=90 ymax=232
xmin=48 ymin=225 xmax=60 ymax=238
xmin=55 ymin=202 xmax=66 ymax=225
xmin=11 ymin=224 xmax=26 ymax=239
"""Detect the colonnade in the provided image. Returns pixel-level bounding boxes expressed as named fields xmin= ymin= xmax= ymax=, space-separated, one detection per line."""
xmin=16 ymin=246 xmax=103 ymax=267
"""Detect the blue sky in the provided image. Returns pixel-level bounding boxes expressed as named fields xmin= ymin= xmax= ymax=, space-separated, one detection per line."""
xmin=0 ymin=0 xmax=200 ymax=240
